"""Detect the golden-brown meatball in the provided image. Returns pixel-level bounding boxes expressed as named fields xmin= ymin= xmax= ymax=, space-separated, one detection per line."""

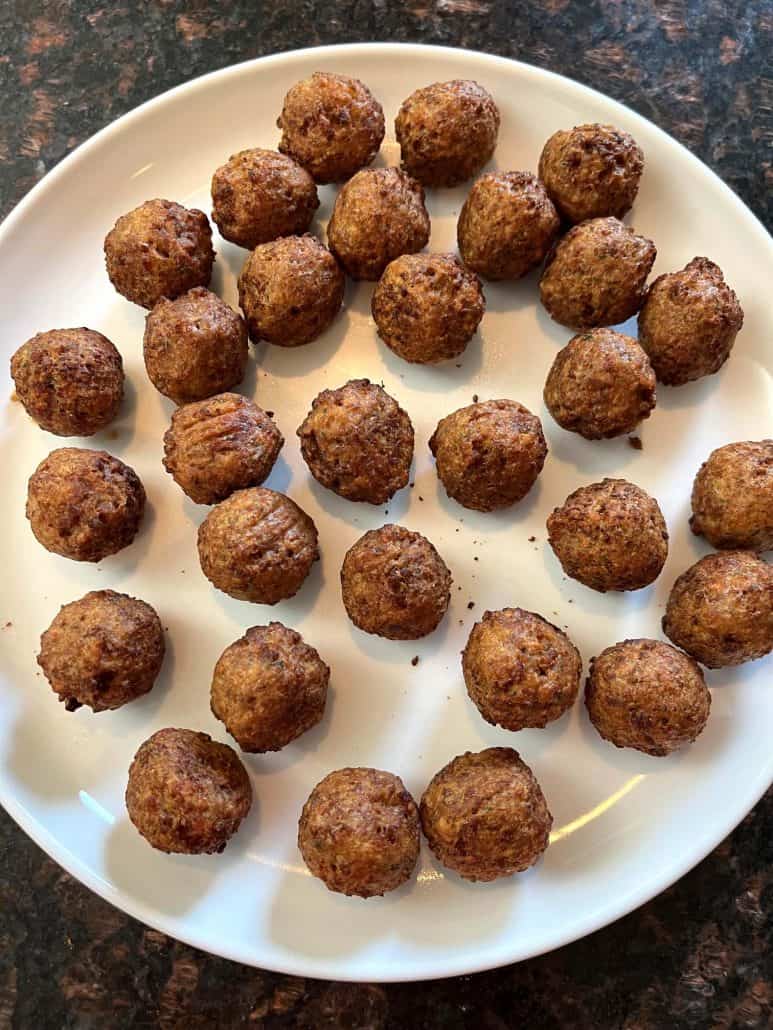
xmin=690 ymin=441 xmax=773 ymax=551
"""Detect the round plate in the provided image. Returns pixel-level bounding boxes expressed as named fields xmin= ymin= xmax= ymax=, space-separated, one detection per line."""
xmin=0 ymin=43 xmax=771 ymax=983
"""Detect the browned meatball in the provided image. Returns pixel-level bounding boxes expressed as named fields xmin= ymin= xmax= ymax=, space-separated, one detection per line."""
xmin=457 ymin=171 xmax=560 ymax=281
xmin=690 ymin=441 xmax=773 ymax=551
xmin=104 ymin=199 xmax=214 ymax=309
xmin=538 ymin=123 xmax=644 ymax=224
xmin=297 ymin=379 xmax=414 ymax=504
xmin=662 ymin=551 xmax=773 ymax=668
xmin=540 ymin=217 xmax=656 ymax=330
xmin=298 ymin=767 xmax=420 ymax=897
xmin=341 ymin=524 xmax=451 ymax=640
xmin=420 ymin=748 xmax=552 ymax=882
xmin=637 ymin=257 xmax=744 ymax=385
xmin=198 ymin=487 xmax=319 ymax=604
xmin=327 ymin=168 xmax=430 ymax=281
xmin=430 ymin=400 xmax=547 ymax=512
xmin=395 ymin=79 xmax=500 ymax=188
xmin=543 ymin=328 xmax=656 ymax=440
xmin=277 ymin=72 xmax=385 ymax=184
xmin=126 ymin=728 xmax=252 ymax=854
xmin=547 ymin=478 xmax=668 ymax=592
xmin=143 ymin=288 xmax=248 ymax=404
xmin=26 ymin=447 xmax=145 ymax=562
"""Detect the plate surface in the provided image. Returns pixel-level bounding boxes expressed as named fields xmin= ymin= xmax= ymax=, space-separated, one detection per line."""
xmin=0 ymin=43 xmax=771 ymax=982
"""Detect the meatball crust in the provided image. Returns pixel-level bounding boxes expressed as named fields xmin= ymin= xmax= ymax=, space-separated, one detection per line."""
xmin=11 ymin=328 xmax=124 ymax=437
xmin=297 ymin=379 xmax=414 ymax=504
xmin=341 ymin=524 xmax=451 ymax=640
xmin=539 ymin=217 xmax=656 ymax=330
xmin=327 ymin=168 xmax=430 ymax=281
xmin=298 ymin=767 xmax=420 ymax=897
xmin=662 ymin=551 xmax=773 ymax=668
xmin=394 ymin=79 xmax=500 ymax=188
xmin=430 ymin=400 xmax=547 ymax=512
xmin=457 ymin=171 xmax=560 ymax=281
xmin=690 ymin=441 xmax=773 ymax=552
xmin=538 ymin=123 xmax=644 ymax=224
xmin=543 ymin=328 xmax=656 ymax=440
xmin=420 ymin=748 xmax=552 ymax=882
xmin=26 ymin=447 xmax=145 ymax=562
xmin=198 ymin=487 xmax=319 ymax=604
xmin=463 ymin=608 xmax=581 ymax=731
xmin=104 ymin=198 xmax=214 ymax=309
xmin=547 ymin=478 xmax=668 ymax=592
xmin=126 ymin=728 xmax=252 ymax=854
xmin=637 ymin=257 xmax=744 ymax=385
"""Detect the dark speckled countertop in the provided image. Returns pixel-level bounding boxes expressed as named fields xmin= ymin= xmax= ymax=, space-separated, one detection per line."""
xmin=1 ymin=3 xmax=771 ymax=1028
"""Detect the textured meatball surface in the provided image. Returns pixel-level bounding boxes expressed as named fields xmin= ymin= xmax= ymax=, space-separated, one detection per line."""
xmin=690 ymin=441 xmax=773 ymax=551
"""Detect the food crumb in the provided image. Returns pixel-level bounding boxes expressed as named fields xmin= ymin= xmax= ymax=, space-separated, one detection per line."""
xmin=628 ymin=436 xmax=643 ymax=450
xmin=472 ymin=394 xmax=479 ymax=403
xmin=266 ymin=410 xmax=275 ymax=418
xmin=528 ymin=535 xmax=536 ymax=543
xmin=409 ymin=482 xmax=415 ymax=488
xmin=473 ymin=556 xmax=478 ymax=561
xmin=418 ymin=496 xmax=424 ymax=502
xmin=411 ymin=655 xmax=419 ymax=667
xmin=10 ymin=391 xmax=19 ymax=403
xmin=467 ymin=601 xmax=475 ymax=610
xmin=568 ymin=599 xmax=573 ymax=604
xmin=458 ymin=619 xmax=463 ymax=625
xmin=3 ymin=621 xmax=12 ymax=629
xmin=107 ymin=429 xmax=120 ymax=440
xmin=455 ymin=364 xmax=462 ymax=369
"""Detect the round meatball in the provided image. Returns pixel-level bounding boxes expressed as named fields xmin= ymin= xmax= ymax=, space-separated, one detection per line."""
xmin=637 ymin=257 xmax=744 ymax=385
xmin=104 ymin=199 xmax=214 ymax=309
xmin=547 ymin=478 xmax=668 ymax=592
xmin=539 ymin=217 xmax=656 ymax=330
xmin=26 ymin=447 xmax=145 ymax=562
xmin=277 ymin=72 xmax=385 ymax=184
xmin=297 ymin=379 xmax=414 ymax=504
xmin=457 ymin=171 xmax=560 ymax=281
xmin=538 ymin=123 xmax=644 ymax=224
xmin=126 ymin=728 xmax=251 ymax=854
xmin=429 ymin=400 xmax=547 ymax=512
xmin=327 ymin=167 xmax=430 ymax=281
xmin=420 ymin=748 xmax=552 ymax=882
xmin=394 ymin=79 xmax=500 ymax=188
xmin=662 ymin=551 xmax=773 ymax=668
xmin=543 ymin=328 xmax=656 ymax=440
xmin=298 ymin=767 xmax=420 ymax=897
xmin=690 ymin=441 xmax=773 ymax=551
xmin=198 ymin=487 xmax=319 ymax=604
xmin=143 ymin=287 xmax=248 ymax=404
xmin=341 ymin=524 xmax=451 ymax=640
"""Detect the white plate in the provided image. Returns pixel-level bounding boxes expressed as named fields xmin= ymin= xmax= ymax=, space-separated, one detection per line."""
xmin=0 ymin=43 xmax=771 ymax=983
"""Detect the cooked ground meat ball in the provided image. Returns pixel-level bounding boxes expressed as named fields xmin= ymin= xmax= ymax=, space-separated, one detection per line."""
xmin=547 ymin=478 xmax=668 ymax=592
xmin=690 ymin=441 xmax=773 ymax=551
xmin=420 ymin=748 xmax=552 ymax=882
xmin=126 ymin=728 xmax=252 ymax=854
xmin=341 ymin=524 xmax=451 ymax=639
xmin=298 ymin=767 xmax=420 ymax=897
xmin=637 ymin=257 xmax=744 ymax=385
xmin=662 ymin=551 xmax=773 ymax=668
xmin=297 ymin=379 xmax=414 ymax=504
xmin=26 ymin=447 xmax=145 ymax=562
xmin=104 ymin=199 xmax=214 ymax=308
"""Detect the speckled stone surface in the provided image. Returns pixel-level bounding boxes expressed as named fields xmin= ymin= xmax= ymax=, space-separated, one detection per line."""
xmin=1 ymin=3 xmax=771 ymax=1028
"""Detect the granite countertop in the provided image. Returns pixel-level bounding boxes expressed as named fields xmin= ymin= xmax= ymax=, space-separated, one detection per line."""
xmin=1 ymin=2 xmax=771 ymax=1028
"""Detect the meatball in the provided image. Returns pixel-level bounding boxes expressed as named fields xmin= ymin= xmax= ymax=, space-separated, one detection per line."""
xmin=341 ymin=524 xmax=451 ymax=640
xmin=11 ymin=328 xmax=123 ymax=437
xmin=104 ymin=199 xmax=214 ymax=309
xmin=429 ymin=400 xmax=547 ymax=512
xmin=690 ymin=441 xmax=773 ymax=551
xmin=662 ymin=551 xmax=773 ymax=668
xmin=394 ymin=79 xmax=500 ymax=188
xmin=298 ymin=767 xmax=420 ymax=897
xmin=297 ymin=379 xmax=414 ymax=504
xmin=457 ymin=171 xmax=560 ymax=281
xmin=637 ymin=257 xmax=744 ymax=385
xmin=143 ymin=288 xmax=248 ymax=404
xmin=26 ymin=447 xmax=145 ymax=562
xmin=539 ymin=217 xmax=656 ymax=330
xmin=538 ymin=123 xmax=644 ymax=224
xmin=126 ymin=728 xmax=251 ymax=854
xmin=420 ymin=748 xmax=552 ymax=882
xmin=327 ymin=168 xmax=430 ymax=281
xmin=543 ymin=328 xmax=656 ymax=440
xmin=277 ymin=71 xmax=385 ymax=184
xmin=198 ymin=487 xmax=319 ymax=604
xmin=547 ymin=478 xmax=668 ymax=592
